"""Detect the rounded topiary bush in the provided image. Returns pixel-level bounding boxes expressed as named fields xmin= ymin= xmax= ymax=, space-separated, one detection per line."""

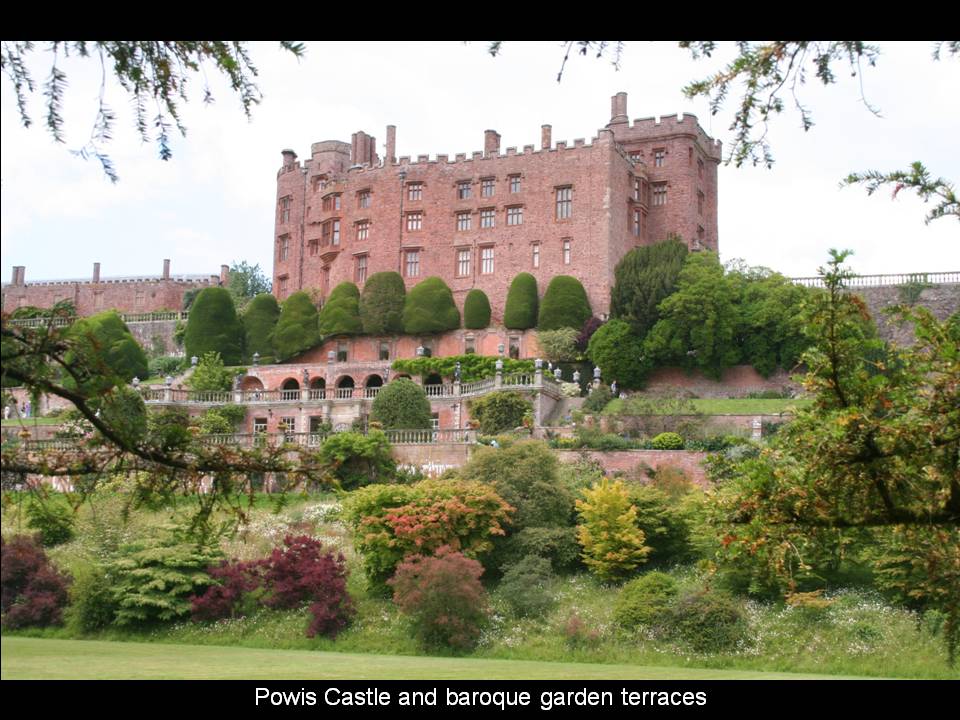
xmin=370 ymin=378 xmax=432 ymax=429
xmin=613 ymin=571 xmax=679 ymax=629
xmin=586 ymin=318 xmax=650 ymax=390
xmin=65 ymin=310 xmax=149 ymax=393
xmin=318 ymin=282 xmax=363 ymax=337
xmin=184 ymin=287 xmax=244 ymax=365
xmin=662 ymin=588 xmax=749 ymax=653
xmin=651 ymin=432 xmax=684 ymax=450
xmin=272 ymin=291 xmax=321 ymax=361
xmin=403 ymin=277 xmax=460 ymax=334
xmin=242 ymin=293 xmax=280 ymax=361
xmin=503 ymin=273 xmax=538 ymax=329
xmin=538 ymin=275 xmax=591 ymax=331
xmin=463 ymin=289 xmax=492 ymax=329
xmin=360 ymin=272 xmax=406 ymax=335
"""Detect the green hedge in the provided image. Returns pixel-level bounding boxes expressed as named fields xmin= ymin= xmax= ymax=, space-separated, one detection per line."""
xmin=242 ymin=293 xmax=279 ymax=361
xmin=538 ymin=275 xmax=591 ymax=331
xmin=392 ymin=355 xmax=534 ymax=382
xmin=463 ymin=289 xmax=492 ymax=329
xmin=586 ymin=319 xmax=650 ymax=389
xmin=65 ymin=311 xmax=149 ymax=393
xmin=318 ymin=282 xmax=363 ymax=337
xmin=402 ymin=277 xmax=460 ymax=334
xmin=360 ymin=272 xmax=406 ymax=335
xmin=370 ymin=378 xmax=432 ymax=429
xmin=503 ymin=273 xmax=538 ymax=329
xmin=272 ymin=291 xmax=321 ymax=361
xmin=183 ymin=287 xmax=244 ymax=365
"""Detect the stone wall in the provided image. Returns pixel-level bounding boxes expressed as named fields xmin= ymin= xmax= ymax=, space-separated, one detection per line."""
xmin=855 ymin=284 xmax=960 ymax=345
xmin=641 ymin=365 xmax=799 ymax=398
xmin=555 ymin=449 xmax=710 ymax=486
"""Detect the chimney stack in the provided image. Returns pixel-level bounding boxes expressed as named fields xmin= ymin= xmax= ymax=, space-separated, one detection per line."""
xmin=220 ymin=264 xmax=230 ymax=286
xmin=162 ymin=259 xmax=171 ymax=280
xmin=93 ymin=263 xmax=101 ymax=283
xmin=386 ymin=125 xmax=397 ymax=165
xmin=610 ymin=92 xmax=628 ymax=125
xmin=484 ymin=130 xmax=501 ymax=157
xmin=281 ymin=149 xmax=297 ymax=169
xmin=541 ymin=124 xmax=552 ymax=150
xmin=12 ymin=266 xmax=25 ymax=285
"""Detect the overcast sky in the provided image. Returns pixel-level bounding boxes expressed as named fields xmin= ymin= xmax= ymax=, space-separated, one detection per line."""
xmin=2 ymin=41 xmax=957 ymax=285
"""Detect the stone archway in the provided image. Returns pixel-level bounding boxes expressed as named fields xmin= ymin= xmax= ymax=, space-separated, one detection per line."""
xmin=364 ymin=374 xmax=384 ymax=398
xmin=335 ymin=375 xmax=355 ymax=398
xmin=309 ymin=377 xmax=326 ymax=400
xmin=280 ymin=378 xmax=300 ymax=400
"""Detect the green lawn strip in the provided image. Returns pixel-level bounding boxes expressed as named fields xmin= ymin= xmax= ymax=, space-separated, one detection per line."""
xmin=0 ymin=637 xmax=854 ymax=680
xmin=1 ymin=417 xmax=63 ymax=426
xmin=603 ymin=398 xmax=810 ymax=416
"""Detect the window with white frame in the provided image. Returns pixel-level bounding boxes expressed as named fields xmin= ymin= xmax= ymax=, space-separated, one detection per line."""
xmin=562 ymin=238 xmax=571 ymax=265
xmin=405 ymin=249 xmax=420 ymax=278
xmin=355 ymin=254 xmax=368 ymax=283
xmin=481 ymin=246 xmax=494 ymax=274
xmin=358 ymin=190 xmax=371 ymax=208
xmin=654 ymin=149 xmax=665 ymax=167
xmin=532 ymin=242 xmax=540 ymax=269
xmin=356 ymin=221 xmax=369 ymax=240
xmin=456 ymin=211 xmax=471 ymax=231
xmin=456 ymin=249 xmax=471 ymax=277
xmin=278 ymin=234 xmax=290 ymax=261
xmin=652 ymin=183 xmax=667 ymax=206
xmin=556 ymin=186 xmax=572 ymax=219
xmin=480 ymin=208 xmax=495 ymax=228
xmin=407 ymin=182 xmax=423 ymax=201
xmin=279 ymin=195 xmax=292 ymax=223
xmin=406 ymin=211 xmax=422 ymax=231
xmin=509 ymin=174 xmax=521 ymax=193
xmin=481 ymin=177 xmax=495 ymax=197
xmin=506 ymin=206 xmax=523 ymax=226
xmin=457 ymin=181 xmax=472 ymax=200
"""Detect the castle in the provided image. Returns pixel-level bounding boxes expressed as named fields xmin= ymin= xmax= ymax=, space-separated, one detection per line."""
xmin=273 ymin=92 xmax=721 ymax=319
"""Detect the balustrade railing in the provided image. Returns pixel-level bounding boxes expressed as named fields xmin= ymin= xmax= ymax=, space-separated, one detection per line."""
xmin=790 ymin=271 xmax=959 ymax=288
xmin=424 ymin=383 xmax=454 ymax=397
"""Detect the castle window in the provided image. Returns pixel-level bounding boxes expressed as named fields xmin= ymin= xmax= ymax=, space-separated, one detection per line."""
xmin=278 ymin=276 xmax=288 ymax=297
xmin=356 ymin=221 xmax=369 ymax=241
xmin=457 ymin=181 xmax=472 ymax=200
xmin=457 ymin=249 xmax=471 ymax=277
xmin=629 ymin=151 xmax=642 ymax=163
xmin=280 ymin=417 xmax=296 ymax=435
xmin=464 ymin=335 xmax=476 ymax=354
xmin=405 ymin=250 xmax=420 ymax=278
xmin=633 ymin=209 xmax=642 ymax=237
xmin=481 ymin=177 xmax=495 ymax=197
xmin=406 ymin=211 xmax=423 ymax=231
xmin=358 ymin=190 xmax=371 ymax=208
xmin=135 ymin=291 xmax=145 ymax=308
xmin=337 ymin=341 xmax=348 ymax=362
xmin=562 ymin=239 xmax=572 ymax=265
xmin=509 ymin=336 xmax=520 ymax=359
xmin=456 ymin=211 xmax=472 ymax=231
xmin=309 ymin=237 xmax=319 ymax=256
xmin=506 ymin=205 xmax=523 ymax=226
xmin=509 ymin=174 xmax=521 ymax=193
xmin=689 ymin=147 xmax=694 ymax=166
xmin=532 ymin=242 xmax=540 ymax=269
xmin=698 ymin=158 xmax=705 ymax=180
xmin=652 ymin=183 xmax=667 ymax=206
xmin=332 ymin=220 xmax=340 ymax=245
xmin=322 ymin=193 xmax=341 ymax=212
xmin=481 ymin=246 xmax=494 ymax=275
xmin=480 ymin=208 xmax=495 ymax=229
xmin=654 ymin=149 xmax=665 ymax=167
xmin=379 ymin=341 xmax=390 ymax=361
xmin=556 ymin=186 xmax=572 ymax=220
xmin=279 ymin=195 xmax=292 ymax=223
xmin=407 ymin=182 xmax=423 ymax=201
xmin=254 ymin=418 xmax=267 ymax=434
xmin=633 ymin=176 xmax=641 ymax=201
xmin=698 ymin=190 xmax=705 ymax=216
xmin=355 ymin=254 xmax=368 ymax=283
xmin=278 ymin=234 xmax=290 ymax=261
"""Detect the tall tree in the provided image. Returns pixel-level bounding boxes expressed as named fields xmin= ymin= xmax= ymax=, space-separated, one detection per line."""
xmin=227 ymin=261 xmax=272 ymax=310
xmin=610 ymin=238 xmax=688 ymax=339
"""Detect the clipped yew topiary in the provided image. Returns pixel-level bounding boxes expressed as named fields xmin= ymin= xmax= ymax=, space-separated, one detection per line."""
xmin=503 ymin=273 xmax=538 ymax=329
xmin=371 ymin=378 xmax=432 ymax=429
xmin=65 ymin=310 xmax=149 ymax=394
xmin=538 ymin=275 xmax=591 ymax=331
xmin=403 ymin=277 xmax=460 ymax=334
xmin=318 ymin=282 xmax=363 ymax=337
xmin=463 ymin=289 xmax=492 ymax=329
xmin=360 ymin=272 xmax=406 ymax=335
xmin=272 ymin=291 xmax=321 ymax=361
xmin=184 ymin=287 xmax=244 ymax=365
xmin=242 ymin=293 xmax=280 ymax=361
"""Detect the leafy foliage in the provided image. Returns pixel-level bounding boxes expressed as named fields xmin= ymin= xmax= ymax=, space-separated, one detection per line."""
xmin=186 ymin=351 xmax=236 ymax=392
xmin=843 ymin=162 xmax=958 ymax=224
xmin=582 ymin=384 xmax=613 ymax=413
xmin=575 ymin=316 xmax=604 ymax=353
xmin=183 ymin=287 xmax=244 ymax=365
xmin=536 ymin=327 xmax=579 ymax=363
xmin=468 ymin=391 xmax=532 ymax=434
xmin=575 ymin=478 xmax=651 ymax=581
xmin=662 ymin=588 xmax=748 ymax=652
xmin=643 ymin=252 xmax=740 ymax=379
xmin=499 ymin=554 xmax=557 ymax=618
xmin=341 ymin=480 xmax=513 ymax=592
xmin=370 ymin=378 xmax=432 ymax=430
xmin=65 ymin=562 xmax=117 ymax=633
xmin=109 ymin=531 xmax=222 ymax=626
xmin=463 ymin=289 xmax=492 ymax=329
xmin=317 ymin=429 xmax=396 ymax=490
xmin=242 ymin=293 xmax=280 ymax=361
xmin=389 ymin=546 xmax=489 ymax=650
xmin=1 ymin=535 xmax=70 ymax=629
xmin=651 ymin=432 xmax=684 ymax=450
xmin=25 ymin=498 xmax=75 ymax=546
xmin=587 ymin=319 xmax=650 ymax=389
xmin=538 ymin=275 xmax=592 ymax=331
xmin=627 ymin=486 xmax=696 ymax=565
xmin=402 ymin=277 xmax=461 ymax=334
xmin=64 ymin=311 xmax=149 ymax=394
xmin=190 ymin=559 xmax=261 ymax=622
xmin=227 ymin=261 xmax=272 ymax=308
xmin=272 ymin=291 xmax=321 ymax=361
xmin=613 ymin=571 xmax=679 ymax=628
xmin=318 ymin=282 xmax=363 ymax=337
xmin=359 ymin=272 xmax=406 ymax=335
xmin=198 ymin=404 xmax=247 ymax=434
xmin=503 ymin=273 xmax=539 ymax=329
xmin=392 ymin=354 xmax=533 ymax=383
xmin=610 ymin=238 xmax=688 ymax=338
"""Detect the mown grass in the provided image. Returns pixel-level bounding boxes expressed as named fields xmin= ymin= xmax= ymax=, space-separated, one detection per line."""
xmin=604 ymin=398 xmax=811 ymax=416
xmin=1 ymin=637 xmax=852 ymax=680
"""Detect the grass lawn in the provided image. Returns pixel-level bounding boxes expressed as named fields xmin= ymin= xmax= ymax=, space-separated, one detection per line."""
xmin=0 ymin=637 xmax=854 ymax=680
xmin=604 ymin=397 xmax=811 ymax=416
xmin=1 ymin=417 xmax=62 ymax=426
